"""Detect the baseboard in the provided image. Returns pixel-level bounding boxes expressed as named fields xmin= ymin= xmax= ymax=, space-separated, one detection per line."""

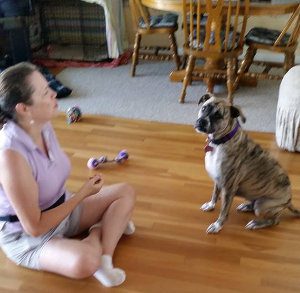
xmin=177 ymin=48 xmax=300 ymax=65
xmin=247 ymin=52 xmax=300 ymax=64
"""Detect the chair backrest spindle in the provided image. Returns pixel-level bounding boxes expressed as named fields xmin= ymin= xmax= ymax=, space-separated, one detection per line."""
xmin=130 ymin=0 xmax=150 ymax=29
xmin=274 ymin=4 xmax=300 ymax=48
xmin=179 ymin=0 xmax=250 ymax=104
xmin=183 ymin=0 xmax=249 ymax=54
xmin=196 ymin=1 xmax=201 ymax=47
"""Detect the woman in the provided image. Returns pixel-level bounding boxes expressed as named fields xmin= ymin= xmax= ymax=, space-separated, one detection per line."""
xmin=0 ymin=62 xmax=136 ymax=287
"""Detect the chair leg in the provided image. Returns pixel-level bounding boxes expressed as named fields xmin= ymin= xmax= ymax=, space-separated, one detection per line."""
xmin=233 ymin=46 xmax=257 ymax=90
xmin=226 ymin=58 xmax=236 ymax=105
xmin=181 ymin=54 xmax=188 ymax=69
xmin=179 ymin=55 xmax=195 ymax=103
xmin=242 ymin=47 xmax=257 ymax=73
xmin=131 ymin=33 xmax=142 ymax=77
xmin=284 ymin=51 xmax=295 ymax=73
xmin=168 ymin=32 xmax=181 ymax=70
xmin=181 ymin=54 xmax=192 ymax=86
xmin=206 ymin=79 xmax=215 ymax=94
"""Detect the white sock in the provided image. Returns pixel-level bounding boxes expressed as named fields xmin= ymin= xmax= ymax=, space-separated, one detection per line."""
xmin=90 ymin=221 xmax=135 ymax=236
xmin=94 ymin=255 xmax=126 ymax=287
xmin=89 ymin=222 xmax=102 ymax=233
xmin=124 ymin=220 xmax=135 ymax=235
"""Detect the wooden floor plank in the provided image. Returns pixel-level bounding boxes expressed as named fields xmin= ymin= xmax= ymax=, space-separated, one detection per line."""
xmin=1 ymin=113 xmax=300 ymax=292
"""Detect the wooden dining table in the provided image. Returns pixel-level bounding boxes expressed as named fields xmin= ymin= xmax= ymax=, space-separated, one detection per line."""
xmin=141 ymin=0 xmax=299 ymax=84
xmin=142 ymin=0 xmax=299 ymax=15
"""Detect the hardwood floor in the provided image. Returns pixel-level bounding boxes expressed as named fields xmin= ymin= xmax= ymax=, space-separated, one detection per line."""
xmin=1 ymin=113 xmax=300 ymax=292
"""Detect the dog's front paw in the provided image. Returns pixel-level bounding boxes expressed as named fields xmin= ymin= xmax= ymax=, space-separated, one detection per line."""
xmin=206 ymin=221 xmax=222 ymax=234
xmin=201 ymin=201 xmax=215 ymax=212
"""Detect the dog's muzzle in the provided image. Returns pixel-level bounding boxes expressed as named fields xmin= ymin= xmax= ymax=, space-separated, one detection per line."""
xmin=194 ymin=118 xmax=210 ymax=133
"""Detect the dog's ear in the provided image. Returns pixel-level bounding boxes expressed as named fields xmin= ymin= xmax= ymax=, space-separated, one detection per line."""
xmin=198 ymin=93 xmax=212 ymax=105
xmin=230 ymin=105 xmax=246 ymax=123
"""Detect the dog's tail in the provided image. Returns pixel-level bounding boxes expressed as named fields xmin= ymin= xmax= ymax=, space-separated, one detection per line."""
xmin=287 ymin=203 xmax=300 ymax=216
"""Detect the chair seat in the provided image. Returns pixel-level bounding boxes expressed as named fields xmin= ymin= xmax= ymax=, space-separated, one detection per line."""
xmin=138 ymin=13 xmax=178 ymax=29
xmin=245 ymin=27 xmax=291 ymax=46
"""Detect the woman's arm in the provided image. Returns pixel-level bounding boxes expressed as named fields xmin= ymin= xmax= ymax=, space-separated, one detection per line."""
xmin=0 ymin=149 xmax=103 ymax=237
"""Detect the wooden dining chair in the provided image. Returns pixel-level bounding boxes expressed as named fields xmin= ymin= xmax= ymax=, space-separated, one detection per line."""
xmin=179 ymin=0 xmax=250 ymax=104
xmin=235 ymin=4 xmax=300 ymax=85
xmin=129 ymin=0 xmax=181 ymax=77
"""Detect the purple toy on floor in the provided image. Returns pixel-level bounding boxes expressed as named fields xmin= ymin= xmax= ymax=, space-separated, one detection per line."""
xmin=87 ymin=150 xmax=129 ymax=169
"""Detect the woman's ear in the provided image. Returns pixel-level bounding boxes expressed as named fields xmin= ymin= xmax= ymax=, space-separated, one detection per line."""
xmin=15 ymin=103 xmax=26 ymax=114
xmin=15 ymin=103 xmax=30 ymax=116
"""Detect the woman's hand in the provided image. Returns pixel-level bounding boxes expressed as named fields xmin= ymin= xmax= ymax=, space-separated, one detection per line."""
xmin=77 ymin=174 xmax=104 ymax=199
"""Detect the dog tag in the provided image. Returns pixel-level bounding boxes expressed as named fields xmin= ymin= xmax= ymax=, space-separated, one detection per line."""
xmin=204 ymin=144 xmax=214 ymax=153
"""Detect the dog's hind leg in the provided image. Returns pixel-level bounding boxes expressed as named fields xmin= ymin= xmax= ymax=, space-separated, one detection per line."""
xmin=245 ymin=217 xmax=280 ymax=230
xmin=287 ymin=203 xmax=300 ymax=216
xmin=245 ymin=197 xmax=288 ymax=230
xmin=236 ymin=201 xmax=255 ymax=213
xmin=201 ymin=183 xmax=220 ymax=212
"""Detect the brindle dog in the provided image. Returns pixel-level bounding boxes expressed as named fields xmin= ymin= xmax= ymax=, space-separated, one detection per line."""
xmin=195 ymin=94 xmax=300 ymax=234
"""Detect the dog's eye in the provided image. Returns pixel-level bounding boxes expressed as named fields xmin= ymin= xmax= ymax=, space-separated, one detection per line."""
xmin=213 ymin=111 xmax=223 ymax=120
xmin=202 ymin=104 xmax=214 ymax=113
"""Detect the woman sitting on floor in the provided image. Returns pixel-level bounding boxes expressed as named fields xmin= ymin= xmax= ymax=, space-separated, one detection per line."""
xmin=0 ymin=62 xmax=136 ymax=287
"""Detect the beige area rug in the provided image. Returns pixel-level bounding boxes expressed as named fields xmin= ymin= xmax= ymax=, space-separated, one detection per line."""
xmin=57 ymin=61 xmax=282 ymax=133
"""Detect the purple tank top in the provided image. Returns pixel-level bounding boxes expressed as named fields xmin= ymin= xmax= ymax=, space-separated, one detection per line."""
xmin=0 ymin=121 xmax=71 ymax=232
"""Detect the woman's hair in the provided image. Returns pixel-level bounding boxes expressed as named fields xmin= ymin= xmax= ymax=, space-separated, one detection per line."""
xmin=0 ymin=62 xmax=37 ymax=124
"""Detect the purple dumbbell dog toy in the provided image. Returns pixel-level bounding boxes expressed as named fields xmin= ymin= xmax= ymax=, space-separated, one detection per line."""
xmin=87 ymin=150 xmax=129 ymax=169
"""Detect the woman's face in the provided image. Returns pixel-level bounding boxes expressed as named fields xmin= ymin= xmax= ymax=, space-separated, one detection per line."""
xmin=26 ymin=70 xmax=58 ymax=123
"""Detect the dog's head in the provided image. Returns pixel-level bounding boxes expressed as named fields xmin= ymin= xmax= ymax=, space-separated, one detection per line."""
xmin=194 ymin=94 xmax=246 ymax=135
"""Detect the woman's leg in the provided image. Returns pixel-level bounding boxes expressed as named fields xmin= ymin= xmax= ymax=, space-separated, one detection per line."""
xmin=78 ymin=182 xmax=135 ymax=287
xmin=39 ymin=182 xmax=135 ymax=287
xmin=77 ymin=182 xmax=136 ymax=255
xmin=38 ymin=227 xmax=102 ymax=279
xmin=39 ymin=227 xmax=126 ymax=287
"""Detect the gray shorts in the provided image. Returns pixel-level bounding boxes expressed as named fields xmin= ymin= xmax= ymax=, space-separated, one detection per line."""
xmin=0 ymin=203 xmax=82 ymax=270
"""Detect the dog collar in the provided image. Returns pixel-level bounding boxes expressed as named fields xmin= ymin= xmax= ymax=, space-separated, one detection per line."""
xmin=205 ymin=122 xmax=240 ymax=153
